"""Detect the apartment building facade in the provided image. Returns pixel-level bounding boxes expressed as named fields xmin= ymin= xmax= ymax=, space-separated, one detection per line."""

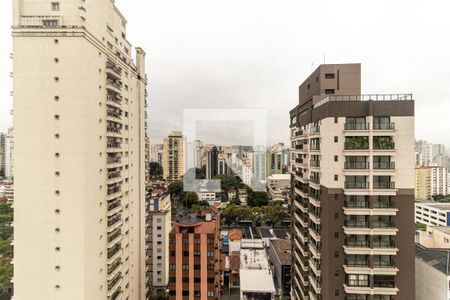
xmin=415 ymin=202 xmax=450 ymax=227
xmin=163 ymin=131 xmax=185 ymax=181
xmin=415 ymin=166 xmax=448 ymax=200
xmin=289 ymin=64 xmax=415 ymax=300
xmin=168 ymin=210 xmax=221 ymax=300
xmin=12 ymin=0 xmax=147 ymax=299
xmin=146 ymin=189 xmax=172 ymax=296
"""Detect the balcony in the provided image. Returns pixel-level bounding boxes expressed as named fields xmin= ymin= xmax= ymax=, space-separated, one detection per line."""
xmin=310 ymin=126 xmax=320 ymax=134
xmin=107 ymin=258 xmax=123 ymax=276
xmin=373 ymin=260 xmax=396 ymax=268
xmin=107 ymin=156 xmax=122 ymax=165
xmin=106 ymin=78 xmax=122 ymax=91
xmin=345 ymin=181 xmax=369 ymax=189
xmin=107 ymin=243 xmax=121 ymax=259
xmin=107 ymin=92 xmax=122 ymax=106
xmin=345 ymin=199 xmax=369 ymax=208
xmin=20 ymin=15 xmax=63 ymax=27
xmin=344 ymin=238 xmax=369 ymax=248
xmin=374 ymin=122 xmax=395 ymax=130
xmin=372 ymin=221 xmax=395 ymax=229
xmin=345 ymin=137 xmax=369 ymax=150
xmin=106 ymin=60 xmax=123 ymax=76
xmin=107 ymin=108 xmax=122 ymax=120
xmin=107 ymin=126 xmax=122 ymax=134
xmin=310 ymin=144 xmax=321 ymax=151
xmin=310 ymin=160 xmax=320 ymax=168
xmin=373 ymin=182 xmax=395 ymax=189
xmin=309 ymin=176 xmax=321 ymax=185
xmin=373 ymin=162 xmax=395 ymax=170
xmin=373 ymin=137 xmax=395 ymax=150
xmin=107 ymin=171 xmax=121 ymax=180
xmin=344 ymin=123 xmax=370 ymax=131
xmin=345 ymin=220 xmax=369 ymax=228
xmin=107 ymin=272 xmax=122 ymax=291
xmin=344 ymin=162 xmax=369 ymax=169
xmin=345 ymin=259 xmax=369 ymax=268
xmin=107 ymin=142 xmax=122 ymax=150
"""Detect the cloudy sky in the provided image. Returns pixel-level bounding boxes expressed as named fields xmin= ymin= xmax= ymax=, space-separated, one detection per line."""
xmin=1 ymin=0 xmax=450 ymax=148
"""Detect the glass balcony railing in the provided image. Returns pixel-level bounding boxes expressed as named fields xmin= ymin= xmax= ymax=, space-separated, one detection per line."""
xmin=372 ymin=221 xmax=395 ymax=228
xmin=344 ymin=162 xmax=369 ymax=169
xmin=373 ymin=181 xmax=395 ymax=189
xmin=373 ymin=122 xmax=395 ymax=130
xmin=344 ymin=220 xmax=369 ymax=228
xmin=344 ymin=123 xmax=370 ymax=130
xmin=345 ymin=181 xmax=369 ymax=189
xmin=373 ymin=162 xmax=395 ymax=169
xmin=345 ymin=200 xmax=369 ymax=208
xmin=345 ymin=259 xmax=369 ymax=267
xmin=310 ymin=160 xmax=320 ymax=167
xmin=345 ymin=239 xmax=369 ymax=248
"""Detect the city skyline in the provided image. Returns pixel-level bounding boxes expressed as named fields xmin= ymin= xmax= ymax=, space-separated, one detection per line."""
xmin=1 ymin=0 xmax=450 ymax=147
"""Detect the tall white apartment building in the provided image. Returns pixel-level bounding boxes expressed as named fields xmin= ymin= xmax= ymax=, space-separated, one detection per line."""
xmin=12 ymin=1 xmax=148 ymax=299
xmin=289 ymin=64 xmax=415 ymax=300
xmin=415 ymin=166 xmax=448 ymax=200
xmin=0 ymin=133 xmax=5 ymax=177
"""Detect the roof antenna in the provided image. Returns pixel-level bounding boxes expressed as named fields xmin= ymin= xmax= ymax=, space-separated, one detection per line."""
xmin=310 ymin=63 xmax=314 ymax=72
xmin=324 ymin=53 xmax=326 ymax=64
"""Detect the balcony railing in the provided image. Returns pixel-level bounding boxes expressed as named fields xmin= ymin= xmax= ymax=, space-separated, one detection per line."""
xmin=344 ymin=162 xmax=369 ymax=169
xmin=373 ymin=122 xmax=395 ymax=130
xmin=107 ymin=142 xmax=122 ymax=149
xmin=345 ymin=260 xmax=369 ymax=267
xmin=20 ymin=15 xmax=63 ymax=27
xmin=344 ymin=123 xmax=370 ymax=130
xmin=107 ymin=109 xmax=122 ymax=119
xmin=108 ymin=200 xmax=121 ymax=211
xmin=310 ymin=144 xmax=321 ymax=151
xmin=345 ymin=239 xmax=369 ymax=248
xmin=107 ymin=244 xmax=121 ymax=259
xmin=309 ymin=177 xmax=320 ymax=185
xmin=107 ymin=156 xmax=121 ymax=164
xmin=345 ymin=200 xmax=369 ymax=208
xmin=106 ymin=60 xmax=123 ymax=76
xmin=107 ymin=229 xmax=122 ymax=243
xmin=373 ymin=162 xmax=395 ymax=169
xmin=310 ymin=126 xmax=320 ymax=134
xmin=373 ymin=241 xmax=396 ymax=248
xmin=372 ymin=221 xmax=395 ymax=228
xmin=345 ymin=181 xmax=369 ymax=189
xmin=107 ymin=126 xmax=122 ymax=134
xmin=310 ymin=160 xmax=320 ymax=167
xmin=107 ymin=186 xmax=121 ymax=195
xmin=107 ymin=258 xmax=122 ymax=275
xmin=344 ymin=221 xmax=369 ymax=228
xmin=108 ymin=272 xmax=122 ymax=290
xmin=106 ymin=78 xmax=122 ymax=90
xmin=373 ymin=181 xmax=395 ymax=189
xmin=372 ymin=200 xmax=395 ymax=208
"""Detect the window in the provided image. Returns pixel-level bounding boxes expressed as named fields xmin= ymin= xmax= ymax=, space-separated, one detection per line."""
xmin=207 ymin=291 xmax=214 ymax=297
xmin=325 ymin=73 xmax=335 ymax=79
xmin=334 ymin=175 xmax=338 ymax=181
xmin=207 ymin=264 xmax=214 ymax=270
xmin=334 ymin=136 xmax=338 ymax=143
xmin=347 ymin=274 xmax=369 ymax=287
xmin=169 ymin=264 xmax=176 ymax=270
xmin=51 ymin=2 xmax=60 ymax=11
xmin=334 ymin=155 xmax=338 ymax=162
xmin=334 ymin=117 xmax=338 ymax=123
xmin=182 ymin=264 xmax=189 ymax=270
xmin=325 ymin=88 xmax=335 ymax=94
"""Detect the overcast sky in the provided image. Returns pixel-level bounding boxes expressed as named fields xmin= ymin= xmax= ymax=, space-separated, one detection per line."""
xmin=1 ymin=0 xmax=450 ymax=148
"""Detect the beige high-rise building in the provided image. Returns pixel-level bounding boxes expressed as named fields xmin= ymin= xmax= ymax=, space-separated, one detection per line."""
xmin=289 ymin=64 xmax=415 ymax=300
xmin=12 ymin=0 xmax=148 ymax=299
xmin=415 ymin=166 xmax=448 ymax=200
xmin=163 ymin=131 xmax=185 ymax=181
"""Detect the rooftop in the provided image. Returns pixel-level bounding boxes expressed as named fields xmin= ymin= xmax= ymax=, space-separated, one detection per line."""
xmin=416 ymin=202 xmax=450 ymax=211
xmin=240 ymin=269 xmax=276 ymax=294
xmin=416 ymin=244 xmax=450 ymax=275
xmin=314 ymin=93 xmax=413 ymax=109
xmin=270 ymin=239 xmax=292 ymax=265
xmin=267 ymin=174 xmax=291 ymax=181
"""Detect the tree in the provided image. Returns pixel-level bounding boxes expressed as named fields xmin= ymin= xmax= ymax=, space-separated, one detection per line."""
xmin=0 ymin=260 xmax=12 ymax=296
xmin=149 ymin=162 xmax=163 ymax=177
xmin=185 ymin=192 xmax=199 ymax=209
xmin=196 ymin=166 xmax=206 ymax=179
xmin=168 ymin=181 xmax=183 ymax=199
xmin=213 ymin=175 xmax=238 ymax=193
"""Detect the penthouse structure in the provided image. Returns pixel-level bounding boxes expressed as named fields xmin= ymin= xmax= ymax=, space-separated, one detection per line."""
xmin=289 ymin=64 xmax=415 ymax=300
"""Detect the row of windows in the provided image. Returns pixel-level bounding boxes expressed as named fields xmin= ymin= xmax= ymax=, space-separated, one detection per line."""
xmin=169 ymin=264 xmax=215 ymax=270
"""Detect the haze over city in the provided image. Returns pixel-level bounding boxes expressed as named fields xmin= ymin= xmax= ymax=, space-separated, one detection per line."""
xmin=1 ymin=0 xmax=450 ymax=147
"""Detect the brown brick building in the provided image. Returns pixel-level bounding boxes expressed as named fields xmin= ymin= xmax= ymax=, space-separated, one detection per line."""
xmin=168 ymin=210 xmax=221 ymax=300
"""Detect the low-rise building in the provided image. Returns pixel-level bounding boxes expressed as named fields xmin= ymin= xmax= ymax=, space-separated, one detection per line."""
xmin=417 ymin=226 xmax=450 ymax=248
xmin=415 ymin=202 xmax=450 ymax=226
xmin=269 ymin=239 xmax=291 ymax=298
xmin=415 ymin=244 xmax=450 ymax=300
xmin=238 ymin=189 xmax=248 ymax=206
xmin=240 ymin=245 xmax=276 ymax=299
